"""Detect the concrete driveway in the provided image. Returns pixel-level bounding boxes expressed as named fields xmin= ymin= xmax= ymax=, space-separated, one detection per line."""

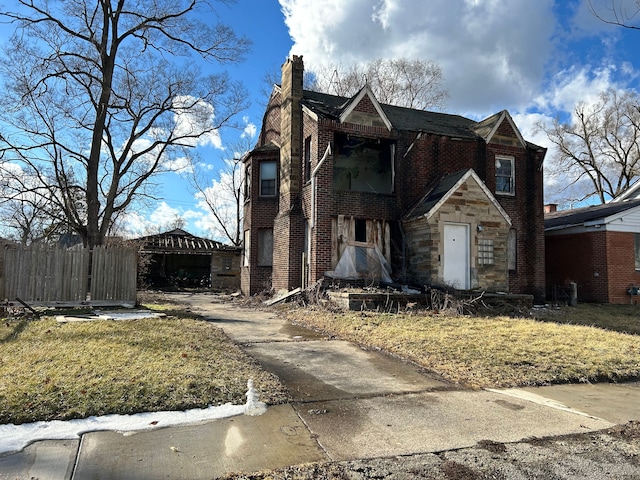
xmin=176 ymin=292 xmax=635 ymax=461
xmin=1 ymin=292 xmax=638 ymax=479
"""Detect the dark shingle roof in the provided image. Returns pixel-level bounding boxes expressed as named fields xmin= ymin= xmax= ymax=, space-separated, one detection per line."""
xmin=301 ymin=90 xmax=479 ymax=138
xmin=544 ymin=199 xmax=640 ymax=231
xmin=406 ymin=170 xmax=470 ymax=220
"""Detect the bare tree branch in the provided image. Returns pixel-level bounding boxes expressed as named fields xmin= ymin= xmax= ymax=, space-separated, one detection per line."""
xmin=0 ymin=0 xmax=250 ymax=247
xmin=541 ymin=88 xmax=640 ymax=204
xmin=309 ymin=57 xmax=449 ymax=111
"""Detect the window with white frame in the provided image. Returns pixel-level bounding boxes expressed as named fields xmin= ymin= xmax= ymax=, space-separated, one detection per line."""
xmin=244 ymin=164 xmax=251 ymax=200
xmin=243 ymin=230 xmax=250 ymax=267
xmin=495 ymin=156 xmax=515 ymax=195
xmin=635 ymin=233 xmax=640 ymax=270
xmin=260 ymin=161 xmax=277 ymax=196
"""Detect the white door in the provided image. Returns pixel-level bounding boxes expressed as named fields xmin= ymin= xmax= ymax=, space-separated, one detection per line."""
xmin=443 ymin=223 xmax=470 ymax=289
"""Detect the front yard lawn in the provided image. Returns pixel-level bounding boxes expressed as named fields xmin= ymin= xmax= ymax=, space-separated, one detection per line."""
xmin=285 ymin=306 xmax=640 ymax=389
xmin=0 ymin=309 xmax=288 ymax=425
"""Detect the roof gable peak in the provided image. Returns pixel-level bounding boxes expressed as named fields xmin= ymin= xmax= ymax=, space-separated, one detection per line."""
xmin=475 ymin=110 xmax=526 ymax=149
xmin=339 ymin=84 xmax=392 ymax=131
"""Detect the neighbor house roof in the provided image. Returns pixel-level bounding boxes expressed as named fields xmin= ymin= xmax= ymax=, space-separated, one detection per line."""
xmin=544 ymin=199 xmax=640 ymax=232
xmin=135 ymin=229 xmax=237 ymax=254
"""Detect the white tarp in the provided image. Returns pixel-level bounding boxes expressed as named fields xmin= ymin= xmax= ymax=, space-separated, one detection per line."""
xmin=328 ymin=245 xmax=392 ymax=283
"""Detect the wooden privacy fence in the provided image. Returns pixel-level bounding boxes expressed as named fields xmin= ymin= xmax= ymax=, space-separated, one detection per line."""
xmin=0 ymin=246 xmax=137 ymax=304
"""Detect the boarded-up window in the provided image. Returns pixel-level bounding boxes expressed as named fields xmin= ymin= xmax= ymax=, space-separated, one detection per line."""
xmin=635 ymin=234 xmax=640 ymax=270
xmin=478 ymin=239 xmax=494 ymax=265
xmin=258 ymin=229 xmax=273 ymax=266
xmin=508 ymin=229 xmax=517 ymax=271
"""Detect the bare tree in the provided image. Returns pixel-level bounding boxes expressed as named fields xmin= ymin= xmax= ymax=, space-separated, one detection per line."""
xmin=590 ymin=0 xmax=640 ymax=30
xmin=190 ymin=137 xmax=251 ymax=246
xmin=310 ymin=58 xmax=448 ymax=110
xmin=0 ymin=0 xmax=250 ymax=248
xmin=0 ymin=162 xmax=69 ymax=244
xmin=541 ymin=88 xmax=640 ymax=204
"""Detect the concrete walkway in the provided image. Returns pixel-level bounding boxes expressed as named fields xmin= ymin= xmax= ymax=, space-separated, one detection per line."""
xmin=1 ymin=292 xmax=639 ymax=479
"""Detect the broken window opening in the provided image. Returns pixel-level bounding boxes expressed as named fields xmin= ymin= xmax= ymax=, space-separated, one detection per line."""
xmin=333 ymin=133 xmax=395 ymax=194
xmin=355 ymin=218 xmax=367 ymax=242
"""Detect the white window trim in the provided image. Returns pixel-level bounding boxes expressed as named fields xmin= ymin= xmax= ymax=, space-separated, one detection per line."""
xmin=495 ymin=155 xmax=515 ymax=196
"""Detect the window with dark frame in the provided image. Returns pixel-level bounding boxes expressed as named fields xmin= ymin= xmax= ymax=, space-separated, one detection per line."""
xmin=635 ymin=233 xmax=640 ymax=270
xmin=260 ymin=161 xmax=277 ymax=197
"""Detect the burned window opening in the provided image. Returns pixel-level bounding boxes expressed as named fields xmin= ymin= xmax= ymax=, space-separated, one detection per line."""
xmin=333 ymin=133 xmax=395 ymax=194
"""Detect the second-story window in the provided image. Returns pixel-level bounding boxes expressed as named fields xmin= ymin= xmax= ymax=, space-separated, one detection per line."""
xmin=495 ymin=156 xmax=515 ymax=195
xmin=260 ymin=160 xmax=277 ymax=197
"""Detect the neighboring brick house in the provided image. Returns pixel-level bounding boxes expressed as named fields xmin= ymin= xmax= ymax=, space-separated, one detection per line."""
xmin=242 ymin=56 xmax=546 ymax=300
xmin=545 ymin=200 xmax=640 ymax=303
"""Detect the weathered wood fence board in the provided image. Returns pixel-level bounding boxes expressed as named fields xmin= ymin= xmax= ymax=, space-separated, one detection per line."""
xmin=0 ymin=246 xmax=136 ymax=304
xmin=90 ymin=246 xmax=137 ymax=302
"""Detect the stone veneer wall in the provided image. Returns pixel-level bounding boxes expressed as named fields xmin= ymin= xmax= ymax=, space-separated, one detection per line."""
xmin=403 ymin=175 xmax=510 ymax=291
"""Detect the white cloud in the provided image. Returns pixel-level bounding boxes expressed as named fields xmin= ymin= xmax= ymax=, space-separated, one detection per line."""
xmin=172 ymin=95 xmax=223 ymax=149
xmin=281 ymin=0 xmax=556 ymax=117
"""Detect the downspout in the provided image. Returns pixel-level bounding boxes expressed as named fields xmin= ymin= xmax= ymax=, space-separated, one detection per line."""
xmin=310 ymin=142 xmax=332 ymax=229
xmin=403 ymin=131 xmax=423 ymax=158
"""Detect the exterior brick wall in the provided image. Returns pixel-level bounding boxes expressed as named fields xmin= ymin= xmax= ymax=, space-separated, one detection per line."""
xmin=547 ymin=230 xmax=640 ymax=304
xmin=243 ymin=58 xmax=546 ymax=300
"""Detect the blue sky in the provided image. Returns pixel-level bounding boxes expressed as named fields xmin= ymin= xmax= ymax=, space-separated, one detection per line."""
xmin=2 ymin=0 xmax=640 ymax=242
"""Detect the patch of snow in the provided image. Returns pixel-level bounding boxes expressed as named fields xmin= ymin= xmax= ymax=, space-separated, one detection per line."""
xmin=244 ymin=379 xmax=267 ymax=416
xmin=0 ymin=380 xmax=266 ymax=454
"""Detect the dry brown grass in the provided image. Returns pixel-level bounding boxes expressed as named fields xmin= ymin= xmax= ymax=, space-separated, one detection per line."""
xmin=0 ymin=310 xmax=288 ymax=425
xmin=284 ymin=306 xmax=640 ymax=389
xmin=533 ymin=303 xmax=640 ymax=335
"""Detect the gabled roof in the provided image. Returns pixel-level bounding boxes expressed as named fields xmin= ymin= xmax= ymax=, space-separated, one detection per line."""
xmin=544 ymin=199 xmax=640 ymax=231
xmin=300 ymin=90 xmax=480 ymax=139
xmin=134 ymin=229 xmax=237 ymax=253
xmin=337 ymin=84 xmax=393 ymax=130
xmin=405 ymin=168 xmax=512 ymax=225
xmin=472 ymin=110 xmax=527 ymax=148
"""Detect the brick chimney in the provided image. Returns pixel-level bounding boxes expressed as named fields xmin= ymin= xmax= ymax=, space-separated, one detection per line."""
xmin=279 ymin=55 xmax=304 ymax=208
xmin=544 ymin=204 xmax=557 ymax=213
xmin=272 ymin=56 xmax=305 ymax=293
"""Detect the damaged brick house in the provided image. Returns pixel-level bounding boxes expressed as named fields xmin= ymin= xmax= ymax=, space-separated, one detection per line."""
xmin=242 ymin=56 xmax=546 ymax=300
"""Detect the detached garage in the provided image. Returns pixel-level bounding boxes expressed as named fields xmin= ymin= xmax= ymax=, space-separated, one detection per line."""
xmin=545 ymin=199 xmax=640 ymax=304
xmin=135 ymin=229 xmax=240 ymax=291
